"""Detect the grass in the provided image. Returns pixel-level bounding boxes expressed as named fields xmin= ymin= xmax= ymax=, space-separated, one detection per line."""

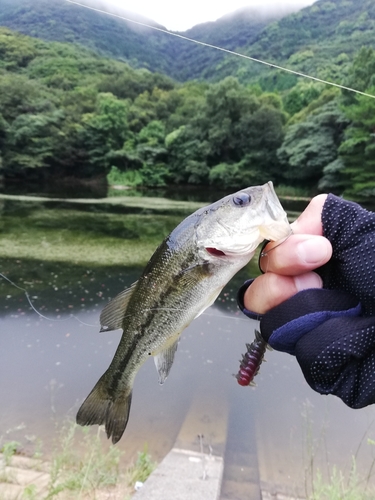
xmin=47 ymin=423 xmax=122 ymax=498
xmin=107 ymin=166 xmax=143 ymax=188
xmin=1 ymin=441 xmax=20 ymax=466
xmin=126 ymin=445 xmax=157 ymax=486
xmin=301 ymin=401 xmax=375 ymax=500
xmin=310 ymin=465 xmax=375 ymax=500
xmin=275 ymin=184 xmax=312 ymax=199
xmin=0 ymin=192 xmax=203 ymax=213
xmin=0 ymin=207 xmax=180 ymax=268
xmin=0 ymin=190 xmax=305 ymax=269
xmin=2 ymin=426 xmax=374 ymax=500
xmin=0 ymin=421 xmax=156 ymax=499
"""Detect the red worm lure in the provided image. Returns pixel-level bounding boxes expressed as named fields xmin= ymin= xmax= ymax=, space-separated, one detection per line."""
xmin=235 ymin=330 xmax=269 ymax=386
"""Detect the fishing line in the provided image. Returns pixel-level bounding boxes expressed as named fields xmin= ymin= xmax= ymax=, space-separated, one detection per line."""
xmin=109 ymin=307 xmax=251 ymax=325
xmin=260 ymin=229 xmax=294 ymax=257
xmin=0 ymin=272 xmax=98 ymax=327
xmin=66 ymin=0 xmax=375 ymax=99
xmin=259 ymin=229 xmax=294 ymax=273
xmin=1 ymin=272 xmax=248 ymax=327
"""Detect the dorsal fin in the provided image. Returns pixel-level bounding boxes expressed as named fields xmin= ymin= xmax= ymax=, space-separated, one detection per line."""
xmin=99 ymin=282 xmax=138 ymax=332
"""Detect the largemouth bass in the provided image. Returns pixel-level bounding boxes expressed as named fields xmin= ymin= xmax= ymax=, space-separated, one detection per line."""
xmin=76 ymin=181 xmax=290 ymax=443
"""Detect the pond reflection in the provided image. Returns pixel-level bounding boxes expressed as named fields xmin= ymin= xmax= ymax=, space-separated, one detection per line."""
xmin=1 ymin=194 xmax=375 ymax=497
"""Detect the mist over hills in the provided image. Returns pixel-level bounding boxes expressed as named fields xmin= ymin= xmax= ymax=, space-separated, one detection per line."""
xmin=0 ymin=0 xmax=175 ymax=74
xmin=0 ymin=0 xmax=312 ymax=80
xmin=0 ymin=0 xmax=374 ymax=85
xmin=0 ymin=0 xmax=374 ymax=200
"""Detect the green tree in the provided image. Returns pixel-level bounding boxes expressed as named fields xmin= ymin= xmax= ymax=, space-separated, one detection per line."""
xmin=277 ymin=101 xmax=349 ymax=187
xmin=233 ymin=104 xmax=286 ymax=184
xmin=334 ymin=48 xmax=375 ymax=199
xmin=0 ymin=27 xmax=38 ymax=69
xmin=74 ymin=92 xmax=130 ymax=176
xmin=0 ymin=113 xmax=8 ymax=176
xmin=338 ymin=87 xmax=375 ymax=198
xmin=131 ymin=120 xmax=169 ymax=186
xmin=0 ymin=73 xmax=50 ymax=122
xmin=283 ymin=82 xmax=323 ymax=116
xmin=166 ymin=125 xmax=210 ymax=184
xmin=3 ymin=110 xmax=64 ymax=176
xmin=109 ymin=120 xmax=169 ymax=187
xmin=167 ymin=78 xmax=285 ymax=187
xmin=209 ymin=163 xmax=243 ymax=188
xmin=341 ymin=47 xmax=375 ymax=105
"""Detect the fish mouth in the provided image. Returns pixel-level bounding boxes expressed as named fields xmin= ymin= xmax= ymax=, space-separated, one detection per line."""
xmin=205 ymin=244 xmax=255 ymax=257
xmin=205 ymin=247 xmax=226 ymax=257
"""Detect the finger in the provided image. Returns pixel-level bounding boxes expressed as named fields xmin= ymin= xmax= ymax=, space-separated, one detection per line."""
xmin=259 ymin=234 xmax=332 ymax=275
xmin=291 ymin=194 xmax=328 ymax=235
xmin=244 ymin=271 xmax=323 ymax=315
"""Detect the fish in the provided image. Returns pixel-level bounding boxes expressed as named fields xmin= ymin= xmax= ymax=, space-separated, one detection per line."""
xmin=76 ymin=181 xmax=290 ymax=444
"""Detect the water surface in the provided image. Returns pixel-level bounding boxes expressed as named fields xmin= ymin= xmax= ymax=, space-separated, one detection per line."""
xmin=1 ymin=193 xmax=375 ymax=497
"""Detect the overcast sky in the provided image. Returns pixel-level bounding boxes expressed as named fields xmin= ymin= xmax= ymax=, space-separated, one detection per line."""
xmin=107 ymin=0 xmax=317 ymax=31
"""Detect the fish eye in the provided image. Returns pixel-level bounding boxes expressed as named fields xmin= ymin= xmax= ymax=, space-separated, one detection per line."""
xmin=233 ymin=192 xmax=252 ymax=207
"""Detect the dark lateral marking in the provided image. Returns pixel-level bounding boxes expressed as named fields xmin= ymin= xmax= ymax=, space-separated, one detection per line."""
xmin=108 ymin=248 xmax=209 ymax=396
xmin=109 ymin=280 xmax=178 ymax=395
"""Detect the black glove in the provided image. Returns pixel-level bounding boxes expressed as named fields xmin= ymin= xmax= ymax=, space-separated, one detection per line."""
xmin=238 ymin=194 xmax=375 ymax=408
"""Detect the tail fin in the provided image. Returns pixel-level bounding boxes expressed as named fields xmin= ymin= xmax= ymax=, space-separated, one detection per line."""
xmin=76 ymin=380 xmax=132 ymax=444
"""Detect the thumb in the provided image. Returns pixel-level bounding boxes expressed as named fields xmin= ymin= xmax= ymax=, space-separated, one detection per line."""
xmin=291 ymin=194 xmax=327 ymax=235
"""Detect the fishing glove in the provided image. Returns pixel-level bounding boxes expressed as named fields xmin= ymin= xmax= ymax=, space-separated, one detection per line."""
xmin=238 ymin=194 xmax=375 ymax=409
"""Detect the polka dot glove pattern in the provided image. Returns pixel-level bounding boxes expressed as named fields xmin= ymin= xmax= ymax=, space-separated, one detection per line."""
xmin=238 ymin=194 xmax=375 ymax=408
xmin=318 ymin=194 xmax=375 ymax=316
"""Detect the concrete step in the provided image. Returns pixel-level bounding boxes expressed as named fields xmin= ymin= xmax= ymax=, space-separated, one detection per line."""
xmin=132 ymin=390 xmax=228 ymax=500
xmin=132 ymin=448 xmax=223 ymax=500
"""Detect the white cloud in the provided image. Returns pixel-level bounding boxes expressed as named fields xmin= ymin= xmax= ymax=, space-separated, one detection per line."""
xmin=108 ymin=0 xmax=317 ymax=31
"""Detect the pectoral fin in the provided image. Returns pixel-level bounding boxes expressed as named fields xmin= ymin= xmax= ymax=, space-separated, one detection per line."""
xmin=154 ymin=338 xmax=180 ymax=385
xmin=100 ymin=282 xmax=138 ymax=332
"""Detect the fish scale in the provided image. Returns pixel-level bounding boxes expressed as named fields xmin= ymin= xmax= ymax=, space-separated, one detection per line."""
xmin=76 ymin=182 xmax=291 ymax=443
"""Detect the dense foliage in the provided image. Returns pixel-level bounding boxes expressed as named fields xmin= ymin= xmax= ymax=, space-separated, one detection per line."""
xmin=218 ymin=0 xmax=375 ymax=88
xmin=0 ymin=0 xmax=284 ymax=82
xmin=1 ymin=0 xmax=374 ymax=86
xmin=0 ymin=0 xmax=175 ymax=75
xmin=0 ymin=0 xmax=374 ymax=200
xmin=0 ymin=28 xmax=286 ymax=188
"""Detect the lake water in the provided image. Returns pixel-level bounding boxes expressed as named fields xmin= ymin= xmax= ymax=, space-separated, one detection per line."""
xmin=1 ymin=190 xmax=375 ymax=498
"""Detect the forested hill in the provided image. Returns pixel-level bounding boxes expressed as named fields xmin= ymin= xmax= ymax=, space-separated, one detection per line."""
xmin=163 ymin=6 xmax=295 ymax=81
xmin=219 ymin=0 xmax=375 ymax=88
xmin=0 ymin=0 xmax=176 ymax=75
xmin=0 ymin=0 xmax=286 ymax=81
xmin=0 ymin=0 xmax=374 ymax=201
xmin=0 ymin=24 xmax=374 ymax=199
xmin=0 ymin=0 xmax=374 ymax=85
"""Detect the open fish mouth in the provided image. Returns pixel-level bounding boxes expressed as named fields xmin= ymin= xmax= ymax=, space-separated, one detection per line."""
xmin=205 ymin=243 xmax=257 ymax=257
xmin=205 ymin=247 xmax=226 ymax=256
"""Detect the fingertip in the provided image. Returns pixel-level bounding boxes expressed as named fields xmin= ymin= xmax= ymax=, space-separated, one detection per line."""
xmin=260 ymin=235 xmax=332 ymax=275
xmin=295 ymin=237 xmax=332 ymax=266
xmin=294 ymin=272 xmax=323 ymax=292
xmin=244 ymin=273 xmax=297 ymax=314
xmin=243 ymin=271 xmax=324 ymax=315
xmin=291 ymin=194 xmax=328 ymax=235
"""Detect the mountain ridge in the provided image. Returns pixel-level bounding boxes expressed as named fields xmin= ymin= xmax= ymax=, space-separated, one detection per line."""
xmin=0 ymin=0 xmax=295 ymax=80
xmin=0 ymin=0 xmax=374 ymax=86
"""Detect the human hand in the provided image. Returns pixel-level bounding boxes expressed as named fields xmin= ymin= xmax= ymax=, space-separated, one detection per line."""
xmin=243 ymin=194 xmax=332 ymax=314
xmin=238 ymin=193 xmax=375 ymax=409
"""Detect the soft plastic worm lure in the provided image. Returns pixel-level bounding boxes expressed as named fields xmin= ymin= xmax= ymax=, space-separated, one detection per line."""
xmin=235 ymin=330 xmax=268 ymax=386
